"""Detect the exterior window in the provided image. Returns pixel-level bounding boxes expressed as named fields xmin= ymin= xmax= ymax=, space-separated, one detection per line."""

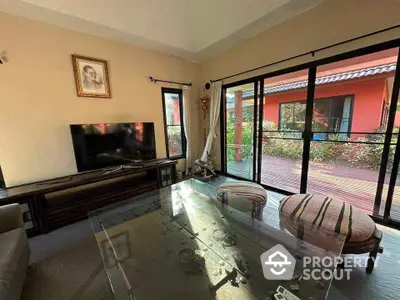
xmin=162 ymin=88 xmax=186 ymax=159
xmin=279 ymin=96 xmax=353 ymax=136
xmin=279 ymin=101 xmax=306 ymax=131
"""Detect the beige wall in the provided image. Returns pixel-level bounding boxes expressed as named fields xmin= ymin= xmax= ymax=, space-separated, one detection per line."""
xmin=200 ymin=0 xmax=400 ymax=170
xmin=0 ymin=12 xmax=201 ymax=187
xmin=2 ymin=0 xmax=400 ymax=186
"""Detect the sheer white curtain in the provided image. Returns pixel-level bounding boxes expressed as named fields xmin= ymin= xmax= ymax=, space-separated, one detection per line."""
xmin=201 ymin=81 xmax=222 ymax=161
xmin=182 ymin=85 xmax=192 ymax=174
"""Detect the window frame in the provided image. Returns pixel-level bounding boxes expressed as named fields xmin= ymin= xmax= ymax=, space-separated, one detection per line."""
xmin=278 ymin=94 xmax=354 ymax=136
xmin=161 ymin=87 xmax=186 ymax=160
xmin=278 ymin=100 xmax=307 ymax=131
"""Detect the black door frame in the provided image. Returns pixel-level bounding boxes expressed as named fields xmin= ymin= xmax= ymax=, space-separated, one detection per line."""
xmin=256 ymin=79 xmax=264 ymax=184
xmin=253 ymin=81 xmax=259 ymax=182
xmin=373 ymin=51 xmax=400 ymax=217
xmin=219 ymin=81 xmax=261 ymax=183
xmin=382 ymin=52 xmax=400 ymax=223
xmin=300 ymin=66 xmax=317 ymax=193
xmin=220 ymin=37 xmax=400 ymax=225
xmin=304 ymin=48 xmax=400 ymax=222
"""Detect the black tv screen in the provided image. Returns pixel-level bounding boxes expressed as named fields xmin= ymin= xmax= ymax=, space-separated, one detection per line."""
xmin=70 ymin=122 xmax=156 ymax=172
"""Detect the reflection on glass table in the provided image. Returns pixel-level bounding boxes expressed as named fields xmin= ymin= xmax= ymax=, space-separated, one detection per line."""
xmin=88 ymin=179 xmax=345 ymax=300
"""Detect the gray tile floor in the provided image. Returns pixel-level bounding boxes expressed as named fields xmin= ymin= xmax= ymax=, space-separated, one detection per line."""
xmin=28 ymin=176 xmax=400 ymax=300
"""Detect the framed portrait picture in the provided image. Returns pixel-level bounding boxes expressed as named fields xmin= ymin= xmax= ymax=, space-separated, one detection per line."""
xmin=71 ymin=54 xmax=111 ymax=98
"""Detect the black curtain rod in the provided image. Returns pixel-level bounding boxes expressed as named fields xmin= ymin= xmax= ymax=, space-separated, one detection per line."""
xmin=210 ymin=23 xmax=400 ymax=83
xmin=149 ymin=76 xmax=192 ymax=86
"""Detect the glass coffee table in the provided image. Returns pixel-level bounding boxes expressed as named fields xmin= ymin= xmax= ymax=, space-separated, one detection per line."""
xmin=89 ymin=179 xmax=345 ymax=300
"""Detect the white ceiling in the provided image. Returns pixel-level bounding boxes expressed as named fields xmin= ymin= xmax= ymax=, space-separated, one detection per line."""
xmin=0 ymin=0 xmax=326 ymax=61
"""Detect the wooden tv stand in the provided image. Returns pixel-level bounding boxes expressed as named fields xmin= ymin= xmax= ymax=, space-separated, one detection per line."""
xmin=0 ymin=159 xmax=177 ymax=236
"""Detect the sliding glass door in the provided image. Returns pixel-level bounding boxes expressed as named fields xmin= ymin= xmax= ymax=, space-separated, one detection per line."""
xmin=307 ymin=48 xmax=399 ymax=215
xmin=260 ymin=70 xmax=309 ymax=193
xmin=221 ymin=42 xmax=400 ymax=223
xmin=224 ymin=83 xmax=257 ymax=180
xmin=381 ymin=54 xmax=400 ymax=222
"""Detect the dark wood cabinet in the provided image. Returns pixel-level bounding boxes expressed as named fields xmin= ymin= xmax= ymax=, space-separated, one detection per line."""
xmin=0 ymin=159 xmax=177 ymax=236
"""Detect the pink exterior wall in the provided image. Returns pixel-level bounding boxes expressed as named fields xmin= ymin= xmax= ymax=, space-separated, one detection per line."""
xmin=395 ymin=112 xmax=400 ymax=127
xmin=166 ymin=97 xmax=181 ymax=125
xmin=263 ymin=77 xmax=387 ymax=134
xmin=173 ymin=99 xmax=180 ymax=125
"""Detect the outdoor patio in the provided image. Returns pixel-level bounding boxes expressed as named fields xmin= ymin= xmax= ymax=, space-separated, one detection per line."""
xmin=227 ymin=155 xmax=400 ymax=220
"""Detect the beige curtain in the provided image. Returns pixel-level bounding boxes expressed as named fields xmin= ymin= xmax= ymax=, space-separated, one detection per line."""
xmin=201 ymin=81 xmax=222 ymax=161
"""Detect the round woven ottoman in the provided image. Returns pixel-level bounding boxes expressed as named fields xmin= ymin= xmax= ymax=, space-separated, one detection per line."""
xmin=279 ymin=194 xmax=383 ymax=273
xmin=217 ymin=181 xmax=267 ymax=220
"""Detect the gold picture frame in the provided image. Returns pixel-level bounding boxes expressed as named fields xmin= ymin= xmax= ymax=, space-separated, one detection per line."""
xmin=71 ymin=54 xmax=111 ymax=98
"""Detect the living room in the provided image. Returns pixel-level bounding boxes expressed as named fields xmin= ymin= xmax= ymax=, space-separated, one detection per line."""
xmin=1 ymin=0 xmax=400 ymax=299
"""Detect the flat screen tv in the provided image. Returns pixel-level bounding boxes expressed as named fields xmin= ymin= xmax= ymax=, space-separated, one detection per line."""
xmin=70 ymin=122 xmax=156 ymax=172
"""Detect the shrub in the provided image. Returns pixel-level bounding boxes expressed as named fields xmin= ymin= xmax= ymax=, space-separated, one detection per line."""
xmin=228 ymin=119 xmax=396 ymax=171
xmin=263 ymin=139 xmax=303 ymax=160
xmin=343 ymin=128 xmax=398 ymax=170
xmin=310 ymin=135 xmax=349 ymax=163
xmin=262 ymin=121 xmax=304 ymax=160
xmin=226 ymin=117 xmax=253 ymax=162
xmin=168 ymin=127 xmax=183 ymax=156
xmin=260 ymin=121 xmax=395 ymax=170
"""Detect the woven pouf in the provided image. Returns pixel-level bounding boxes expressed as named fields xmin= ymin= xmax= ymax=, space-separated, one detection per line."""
xmin=279 ymin=194 xmax=383 ymax=273
xmin=217 ymin=181 xmax=267 ymax=220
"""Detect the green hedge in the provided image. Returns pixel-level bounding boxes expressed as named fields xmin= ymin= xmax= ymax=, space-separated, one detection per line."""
xmin=342 ymin=130 xmax=397 ymax=170
xmin=226 ymin=117 xmax=253 ymax=162
xmin=226 ymin=118 xmax=397 ymax=170
xmin=262 ymin=121 xmax=397 ymax=170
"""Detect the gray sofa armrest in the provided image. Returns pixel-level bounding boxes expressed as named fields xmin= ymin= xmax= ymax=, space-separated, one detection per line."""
xmin=0 ymin=204 xmax=24 ymax=234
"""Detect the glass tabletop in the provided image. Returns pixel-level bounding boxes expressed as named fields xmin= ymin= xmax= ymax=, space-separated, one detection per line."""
xmin=89 ymin=179 xmax=345 ymax=300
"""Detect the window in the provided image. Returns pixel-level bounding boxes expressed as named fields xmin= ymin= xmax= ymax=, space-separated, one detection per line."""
xmin=279 ymin=96 xmax=353 ymax=136
xmin=162 ymin=88 xmax=186 ymax=159
xmin=279 ymin=101 xmax=306 ymax=131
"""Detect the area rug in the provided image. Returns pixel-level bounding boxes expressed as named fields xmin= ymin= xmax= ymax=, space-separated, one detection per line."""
xmin=21 ymin=236 xmax=113 ymax=300
xmin=19 ymin=218 xmax=400 ymax=300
